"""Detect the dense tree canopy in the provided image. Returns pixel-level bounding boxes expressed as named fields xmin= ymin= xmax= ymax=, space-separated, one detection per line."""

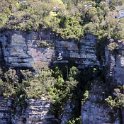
xmin=0 ymin=0 xmax=124 ymax=40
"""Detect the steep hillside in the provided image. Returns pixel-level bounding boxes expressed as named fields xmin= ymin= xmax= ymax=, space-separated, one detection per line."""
xmin=0 ymin=0 xmax=124 ymax=124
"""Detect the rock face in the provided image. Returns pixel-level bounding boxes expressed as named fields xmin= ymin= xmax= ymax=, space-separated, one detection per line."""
xmin=12 ymin=98 xmax=57 ymax=124
xmin=0 ymin=30 xmax=55 ymax=70
xmin=105 ymin=40 xmax=124 ymax=124
xmin=81 ymin=82 xmax=120 ymax=124
xmin=0 ymin=31 xmax=33 ymax=69
xmin=0 ymin=97 xmax=11 ymax=124
xmin=54 ymin=34 xmax=99 ymax=69
xmin=0 ymin=30 xmax=99 ymax=70
xmin=60 ymin=101 xmax=74 ymax=124
xmin=0 ymin=30 xmax=122 ymax=124
xmin=105 ymin=40 xmax=124 ymax=85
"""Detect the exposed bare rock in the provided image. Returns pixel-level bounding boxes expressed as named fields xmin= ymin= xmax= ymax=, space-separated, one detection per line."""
xmin=81 ymin=82 xmax=120 ymax=124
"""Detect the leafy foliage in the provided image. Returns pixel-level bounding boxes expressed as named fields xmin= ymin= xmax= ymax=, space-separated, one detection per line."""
xmin=0 ymin=0 xmax=124 ymax=41
xmin=107 ymin=42 xmax=119 ymax=51
xmin=67 ymin=117 xmax=81 ymax=124
xmin=105 ymin=86 xmax=124 ymax=108
xmin=24 ymin=69 xmax=56 ymax=98
xmin=49 ymin=66 xmax=79 ymax=117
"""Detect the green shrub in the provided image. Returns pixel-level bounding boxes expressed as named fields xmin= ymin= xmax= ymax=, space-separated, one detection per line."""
xmin=49 ymin=66 xmax=79 ymax=117
xmin=67 ymin=117 xmax=81 ymax=124
xmin=24 ymin=69 xmax=56 ymax=98
xmin=105 ymin=86 xmax=124 ymax=108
